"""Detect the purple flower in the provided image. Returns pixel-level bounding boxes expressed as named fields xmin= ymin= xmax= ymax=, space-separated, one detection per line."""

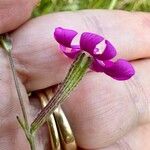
xmin=54 ymin=27 xmax=135 ymax=80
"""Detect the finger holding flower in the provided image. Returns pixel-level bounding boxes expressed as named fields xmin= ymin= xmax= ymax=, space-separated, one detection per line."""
xmin=31 ymin=27 xmax=135 ymax=133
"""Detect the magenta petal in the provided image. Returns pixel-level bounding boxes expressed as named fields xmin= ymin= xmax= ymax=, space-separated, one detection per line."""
xmin=90 ymin=59 xmax=105 ymax=72
xmin=60 ymin=45 xmax=80 ymax=59
xmin=80 ymin=32 xmax=104 ymax=54
xmin=54 ymin=27 xmax=78 ymax=47
xmin=94 ymin=40 xmax=117 ymax=60
xmin=103 ymin=59 xmax=135 ymax=80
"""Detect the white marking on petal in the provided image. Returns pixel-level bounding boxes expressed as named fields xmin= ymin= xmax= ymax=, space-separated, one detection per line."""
xmin=93 ymin=40 xmax=106 ymax=55
xmin=71 ymin=33 xmax=81 ymax=46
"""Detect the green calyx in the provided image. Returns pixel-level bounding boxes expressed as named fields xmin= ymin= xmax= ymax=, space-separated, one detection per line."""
xmin=31 ymin=52 xmax=92 ymax=133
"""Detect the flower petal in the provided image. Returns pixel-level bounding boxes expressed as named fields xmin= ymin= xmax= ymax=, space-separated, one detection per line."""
xmin=80 ymin=32 xmax=104 ymax=55
xmin=94 ymin=40 xmax=117 ymax=60
xmin=90 ymin=59 xmax=105 ymax=72
xmin=54 ymin=27 xmax=78 ymax=47
xmin=60 ymin=45 xmax=80 ymax=59
xmin=103 ymin=59 xmax=135 ymax=80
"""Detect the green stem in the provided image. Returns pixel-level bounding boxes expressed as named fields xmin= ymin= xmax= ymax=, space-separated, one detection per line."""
xmin=30 ymin=53 xmax=92 ymax=133
xmin=8 ymin=53 xmax=29 ymax=129
xmin=17 ymin=116 xmax=36 ymax=150
xmin=0 ymin=34 xmax=36 ymax=150
xmin=28 ymin=134 xmax=36 ymax=150
xmin=109 ymin=0 xmax=118 ymax=10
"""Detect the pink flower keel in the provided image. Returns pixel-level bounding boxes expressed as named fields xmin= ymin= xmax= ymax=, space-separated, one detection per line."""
xmin=54 ymin=27 xmax=135 ymax=80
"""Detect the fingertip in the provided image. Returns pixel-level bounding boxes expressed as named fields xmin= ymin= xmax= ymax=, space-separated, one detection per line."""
xmin=0 ymin=0 xmax=39 ymax=33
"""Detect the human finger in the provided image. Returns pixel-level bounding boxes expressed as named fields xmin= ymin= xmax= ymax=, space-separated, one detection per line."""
xmin=61 ymin=59 xmax=150 ymax=149
xmin=0 ymin=0 xmax=38 ymax=34
xmin=11 ymin=10 xmax=150 ymax=91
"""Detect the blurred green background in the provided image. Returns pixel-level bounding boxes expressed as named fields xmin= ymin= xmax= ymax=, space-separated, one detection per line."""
xmin=32 ymin=0 xmax=150 ymax=17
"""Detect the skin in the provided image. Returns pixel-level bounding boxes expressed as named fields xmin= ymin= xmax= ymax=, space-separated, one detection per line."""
xmin=0 ymin=0 xmax=150 ymax=149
